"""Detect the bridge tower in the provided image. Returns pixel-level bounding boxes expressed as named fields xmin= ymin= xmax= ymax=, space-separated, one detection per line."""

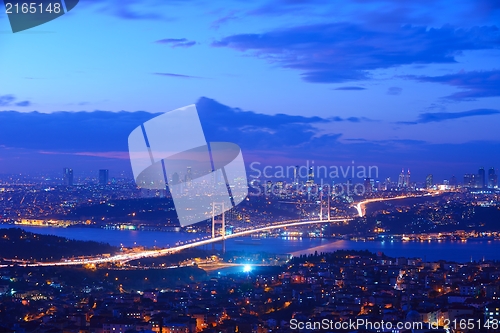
xmin=319 ymin=190 xmax=323 ymax=221
xmin=319 ymin=188 xmax=332 ymax=222
xmin=211 ymin=202 xmax=226 ymax=239
xmin=211 ymin=202 xmax=226 ymax=254
xmin=327 ymin=193 xmax=331 ymax=221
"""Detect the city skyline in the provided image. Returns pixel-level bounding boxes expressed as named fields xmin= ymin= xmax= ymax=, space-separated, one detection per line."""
xmin=1 ymin=1 xmax=500 ymax=332
xmin=1 ymin=0 xmax=499 ymax=181
xmin=14 ymin=163 xmax=497 ymax=190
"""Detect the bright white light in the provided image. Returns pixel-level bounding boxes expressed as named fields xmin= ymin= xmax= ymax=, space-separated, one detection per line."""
xmin=243 ymin=265 xmax=251 ymax=273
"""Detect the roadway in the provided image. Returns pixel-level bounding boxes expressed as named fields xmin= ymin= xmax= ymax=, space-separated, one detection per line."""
xmin=1 ymin=217 xmax=351 ymax=267
xmin=2 ymin=192 xmax=435 ymax=268
xmin=354 ymin=192 xmax=434 ymax=217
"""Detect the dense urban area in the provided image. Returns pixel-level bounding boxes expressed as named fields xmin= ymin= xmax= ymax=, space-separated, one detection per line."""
xmin=0 ymin=166 xmax=499 ymax=332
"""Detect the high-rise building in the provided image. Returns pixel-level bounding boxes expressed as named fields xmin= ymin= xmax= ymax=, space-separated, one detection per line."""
xmin=186 ymin=166 xmax=192 ymax=182
xmin=171 ymin=172 xmax=180 ymax=185
xmin=63 ymin=168 xmax=74 ymax=186
xmin=266 ymin=180 xmax=272 ymax=194
xmin=449 ymin=175 xmax=457 ymax=188
xmin=426 ymin=174 xmax=433 ymax=189
xmin=293 ymin=166 xmax=299 ymax=185
xmin=99 ymin=169 xmax=109 ymax=185
xmin=463 ymin=174 xmax=470 ymax=187
xmin=385 ymin=177 xmax=391 ymax=191
xmin=398 ymin=169 xmax=405 ymax=188
xmin=276 ymin=181 xmax=284 ymax=191
xmin=307 ymin=167 xmax=314 ymax=184
xmin=464 ymin=174 xmax=474 ymax=187
xmin=477 ymin=167 xmax=486 ymax=188
xmin=404 ymin=169 xmax=410 ymax=188
xmin=488 ymin=167 xmax=497 ymax=188
xmin=364 ymin=178 xmax=372 ymax=193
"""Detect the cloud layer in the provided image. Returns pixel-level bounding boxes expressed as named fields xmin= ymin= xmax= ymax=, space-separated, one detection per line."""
xmin=155 ymin=38 xmax=197 ymax=48
xmin=0 ymin=94 xmax=31 ymax=107
xmin=213 ymin=24 xmax=500 ymax=83
xmin=1 ymin=98 xmax=499 ymax=179
xmin=406 ymin=69 xmax=500 ymax=101
xmin=333 ymin=86 xmax=366 ymax=91
xmin=153 ymin=72 xmax=204 ymax=79
xmin=399 ymin=108 xmax=500 ymax=124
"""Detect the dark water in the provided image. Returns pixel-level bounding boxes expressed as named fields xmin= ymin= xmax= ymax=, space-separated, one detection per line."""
xmin=1 ymin=225 xmax=498 ymax=262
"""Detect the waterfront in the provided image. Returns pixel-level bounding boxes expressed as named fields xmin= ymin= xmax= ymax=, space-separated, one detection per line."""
xmin=1 ymin=224 xmax=499 ymax=262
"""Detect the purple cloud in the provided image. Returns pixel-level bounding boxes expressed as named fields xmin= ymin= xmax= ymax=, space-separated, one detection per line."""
xmin=155 ymin=38 xmax=197 ymax=48
xmin=83 ymin=0 xmax=170 ymax=20
xmin=211 ymin=11 xmax=239 ymax=29
xmin=0 ymin=94 xmax=31 ymax=107
xmin=15 ymin=101 xmax=31 ymax=107
xmin=248 ymin=0 xmax=332 ymax=16
xmin=213 ymin=24 xmax=500 ymax=83
xmin=387 ymin=87 xmax=402 ymax=95
xmin=329 ymin=116 xmax=374 ymax=122
xmin=399 ymin=108 xmax=500 ymax=124
xmin=333 ymin=86 xmax=366 ymax=91
xmin=153 ymin=72 xmax=204 ymax=79
xmin=115 ymin=7 xmax=163 ymax=20
xmin=406 ymin=69 xmax=500 ymax=101
xmin=1 ymin=98 xmax=499 ymax=180
xmin=0 ymin=97 xmax=367 ymax=154
xmin=0 ymin=95 xmax=16 ymax=106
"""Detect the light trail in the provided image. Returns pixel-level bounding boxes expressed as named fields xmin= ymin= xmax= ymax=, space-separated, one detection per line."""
xmin=354 ymin=192 xmax=435 ymax=217
xmin=1 ymin=218 xmax=350 ymax=267
xmin=1 ymin=192 xmax=435 ymax=268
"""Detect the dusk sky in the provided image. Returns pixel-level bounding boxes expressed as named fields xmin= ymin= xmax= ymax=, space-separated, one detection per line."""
xmin=0 ymin=0 xmax=499 ymax=182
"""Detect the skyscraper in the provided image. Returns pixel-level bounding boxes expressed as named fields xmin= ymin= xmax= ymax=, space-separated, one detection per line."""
xmin=364 ymin=178 xmax=372 ymax=193
xmin=63 ymin=168 xmax=74 ymax=186
xmin=307 ymin=167 xmax=314 ymax=184
xmin=398 ymin=169 xmax=405 ymax=188
xmin=478 ymin=167 xmax=486 ymax=188
xmin=99 ymin=169 xmax=109 ymax=185
xmin=404 ymin=169 xmax=410 ymax=188
xmin=385 ymin=177 xmax=391 ymax=191
xmin=464 ymin=174 xmax=473 ymax=187
xmin=449 ymin=175 xmax=457 ymax=188
xmin=488 ymin=167 xmax=497 ymax=188
xmin=426 ymin=174 xmax=433 ymax=189
xmin=266 ymin=180 xmax=272 ymax=194
xmin=293 ymin=166 xmax=299 ymax=185
xmin=276 ymin=181 xmax=284 ymax=192
xmin=172 ymin=172 xmax=180 ymax=185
